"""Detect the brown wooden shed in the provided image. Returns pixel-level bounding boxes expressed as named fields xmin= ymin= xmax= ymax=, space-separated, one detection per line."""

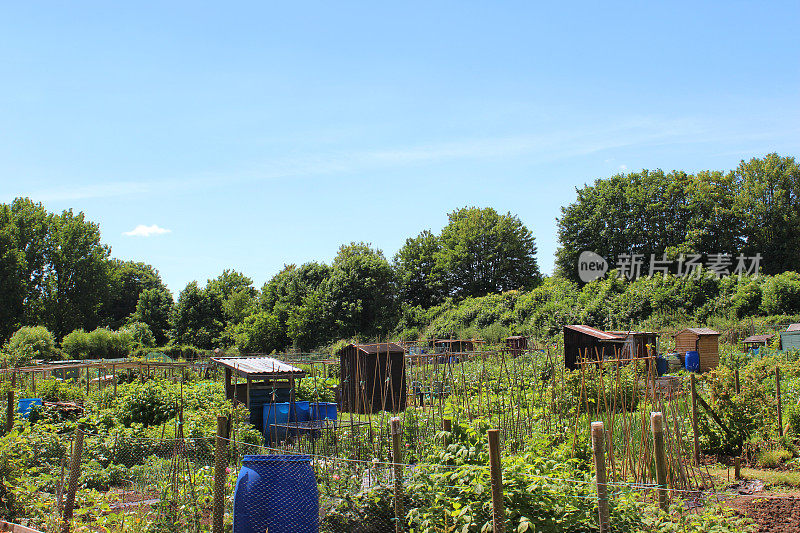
xmin=339 ymin=342 xmax=407 ymax=414
xmin=563 ymin=325 xmax=625 ymax=370
xmin=505 ymin=336 xmax=528 ymax=357
xmin=673 ymin=328 xmax=720 ymax=371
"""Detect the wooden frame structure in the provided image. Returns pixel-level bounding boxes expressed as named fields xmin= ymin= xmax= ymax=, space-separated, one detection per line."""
xmin=339 ymin=343 xmax=406 ymax=414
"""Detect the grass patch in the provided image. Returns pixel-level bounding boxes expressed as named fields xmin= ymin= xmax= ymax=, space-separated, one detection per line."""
xmin=756 ymin=449 xmax=793 ymax=468
xmin=707 ymin=466 xmax=800 ymax=488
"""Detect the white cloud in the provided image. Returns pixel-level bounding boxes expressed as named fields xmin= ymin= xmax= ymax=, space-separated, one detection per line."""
xmin=123 ymin=224 xmax=172 ymax=237
xmin=619 ymin=164 xmax=628 ymax=171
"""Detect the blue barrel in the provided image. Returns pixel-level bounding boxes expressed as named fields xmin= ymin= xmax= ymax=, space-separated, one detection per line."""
xmin=17 ymin=398 xmax=42 ymax=418
xmin=656 ymin=357 xmax=668 ymax=376
xmin=233 ymin=455 xmax=319 ymax=533
xmin=293 ymin=401 xmax=311 ymax=434
xmin=311 ymin=402 xmax=337 ymax=421
xmin=685 ymin=351 xmax=700 ymax=372
xmin=264 ymin=403 xmax=292 ymax=443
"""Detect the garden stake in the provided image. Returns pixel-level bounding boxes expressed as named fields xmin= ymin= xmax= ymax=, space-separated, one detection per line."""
xmin=487 ymin=428 xmax=505 ymax=533
xmin=591 ymin=421 xmax=610 ymax=533
xmin=62 ymin=428 xmax=84 ymax=533
xmin=689 ymin=374 xmax=700 ymax=466
xmin=776 ymin=367 xmax=783 ymax=437
xmin=391 ymin=417 xmax=404 ymax=533
xmin=213 ymin=415 xmax=228 ymax=533
xmin=651 ymin=412 xmax=668 ymax=511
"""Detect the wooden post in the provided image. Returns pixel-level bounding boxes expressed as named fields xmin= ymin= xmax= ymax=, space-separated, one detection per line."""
xmin=689 ymin=374 xmax=701 ymax=466
xmin=62 ymin=428 xmax=84 ymax=533
xmin=776 ymin=367 xmax=783 ymax=437
xmin=487 ymin=429 xmax=505 ymax=533
xmin=32 ymin=371 xmax=36 ymax=395
xmin=591 ymin=421 xmax=610 ymax=533
xmin=213 ymin=416 xmax=228 ymax=533
xmin=734 ymin=457 xmax=741 ymax=480
xmin=390 ymin=417 xmax=404 ymax=533
xmin=6 ymin=388 xmax=14 ymax=433
xmin=734 ymin=368 xmax=740 ymax=395
xmin=650 ymin=412 xmax=668 ymax=511
xmin=442 ymin=418 xmax=452 ymax=432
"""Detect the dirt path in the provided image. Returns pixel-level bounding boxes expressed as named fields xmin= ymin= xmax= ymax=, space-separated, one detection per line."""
xmin=725 ymin=493 xmax=800 ymax=532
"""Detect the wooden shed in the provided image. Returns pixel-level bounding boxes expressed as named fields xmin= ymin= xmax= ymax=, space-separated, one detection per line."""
xmin=433 ymin=339 xmax=483 ymax=353
xmin=211 ymin=357 xmax=305 ymax=427
xmin=505 ymin=336 xmax=528 ymax=357
xmin=743 ymin=334 xmax=774 ymax=348
xmin=673 ymin=328 xmax=720 ymax=371
xmin=563 ymin=325 xmax=626 ymax=370
xmin=339 ymin=343 xmax=406 ymax=414
xmin=607 ymin=331 xmax=660 ymax=360
xmin=780 ymin=324 xmax=800 ymax=351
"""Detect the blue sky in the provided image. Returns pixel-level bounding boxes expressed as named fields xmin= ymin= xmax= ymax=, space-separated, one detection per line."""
xmin=1 ymin=1 xmax=798 ymax=295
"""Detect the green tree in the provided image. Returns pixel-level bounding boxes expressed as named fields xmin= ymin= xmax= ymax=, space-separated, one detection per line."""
xmin=394 ymin=230 xmax=442 ymax=308
xmin=734 ymin=153 xmax=800 ymax=275
xmin=436 ymin=207 xmax=540 ymax=298
xmin=321 ymin=242 xmax=398 ymax=340
xmin=104 ymin=260 xmax=166 ymax=329
xmin=234 ymin=311 xmax=282 ymax=353
xmin=132 ymin=288 xmax=174 ymax=345
xmin=172 ymin=281 xmax=224 ymax=349
xmin=5 ymin=326 xmax=56 ymax=366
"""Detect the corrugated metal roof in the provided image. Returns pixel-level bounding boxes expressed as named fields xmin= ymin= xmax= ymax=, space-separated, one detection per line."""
xmin=564 ymin=325 xmax=623 ymax=341
xmin=743 ymin=334 xmax=774 ymax=343
xmin=353 ymin=343 xmax=406 ymax=354
xmin=505 ymin=335 xmax=527 ymax=340
xmin=675 ymin=327 xmax=720 ymax=336
xmin=787 ymin=324 xmax=800 ymax=332
xmin=211 ymin=357 xmax=304 ymax=377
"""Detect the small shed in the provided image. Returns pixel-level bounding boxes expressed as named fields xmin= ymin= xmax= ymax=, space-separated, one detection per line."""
xmin=563 ymin=325 xmax=625 ymax=370
xmin=607 ymin=331 xmax=660 ymax=360
xmin=780 ymin=325 xmax=800 ymax=351
xmin=743 ymin=334 xmax=774 ymax=348
xmin=505 ymin=336 xmax=528 ymax=357
xmin=339 ymin=343 xmax=406 ymax=414
xmin=211 ymin=357 xmax=306 ymax=427
xmin=433 ymin=339 xmax=482 ymax=353
xmin=673 ymin=328 xmax=720 ymax=371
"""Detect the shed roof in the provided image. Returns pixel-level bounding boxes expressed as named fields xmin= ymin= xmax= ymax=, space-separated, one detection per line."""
xmin=351 ymin=342 xmax=406 ymax=355
xmin=211 ymin=357 xmax=305 ymax=379
xmin=787 ymin=324 xmax=800 ymax=332
xmin=564 ymin=325 xmax=623 ymax=341
xmin=674 ymin=327 xmax=719 ymax=337
xmin=505 ymin=335 xmax=527 ymax=340
xmin=743 ymin=334 xmax=774 ymax=343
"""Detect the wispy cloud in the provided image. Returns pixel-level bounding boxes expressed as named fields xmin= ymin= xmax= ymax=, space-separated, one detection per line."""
xmin=7 ymin=114 xmax=792 ymax=203
xmin=123 ymin=224 xmax=171 ymax=237
xmin=619 ymin=164 xmax=628 ymax=171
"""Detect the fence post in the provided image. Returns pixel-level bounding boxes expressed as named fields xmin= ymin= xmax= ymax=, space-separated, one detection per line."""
xmin=776 ymin=367 xmax=783 ymax=437
xmin=390 ymin=417 xmax=404 ymax=533
xmin=650 ymin=412 xmax=668 ymax=511
xmin=6 ymin=388 xmax=14 ymax=434
xmin=734 ymin=457 xmax=741 ymax=480
xmin=62 ymin=428 xmax=84 ymax=533
xmin=591 ymin=421 xmax=610 ymax=533
xmin=734 ymin=368 xmax=740 ymax=395
xmin=213 ymin=416 xmax=228 ymax=533
xmin=487 ymin=428 xmax=505 ymax=533
xmin=689 ymin=374 xmax=700 ymax=466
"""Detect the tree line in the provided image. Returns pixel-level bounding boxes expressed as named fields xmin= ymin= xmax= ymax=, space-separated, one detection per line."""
xmin=1 ymin=153 xmax=797 ymax=357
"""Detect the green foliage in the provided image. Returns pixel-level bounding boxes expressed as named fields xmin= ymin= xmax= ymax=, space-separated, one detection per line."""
xmin=756 ymin=447 xmax=793 ymax=468
xmin=760 ymin=271 xmax=800 ymax=315
xmin=234 ymin=311 xmax=282 ymax=353
xmin=132 ymin=287 xmax=174 ymax=345
xmin=122 ymin=320 xmax=156 ymax=348
xmin=6 ymin=325 xmax=57 ymax=366
xmin=61 ymin=327 xmax=134 ymax=359
xmin=104 ymin=259 xmax=167 ymax=329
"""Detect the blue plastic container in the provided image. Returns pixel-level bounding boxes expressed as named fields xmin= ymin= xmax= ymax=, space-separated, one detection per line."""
xmin=293 ymin=401 xmax=311 ymax=434
xmin=17 ymin=398 xmax=42 ymax=418
xmin=263 ymin=403 xmax=292 ymax=443
xmin=311 ymin=402 xmax=337 ymax=421
xmin=232 ymin=455 xmax=319 ymax=533
xmin=685 ymin=350 xmax=700 ymax=372
xmin=656 ymin=357 xmax=668 ymax=376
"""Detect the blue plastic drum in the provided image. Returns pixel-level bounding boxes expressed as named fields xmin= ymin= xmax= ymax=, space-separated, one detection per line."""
xmin=685 ymin=350 xmax=700 ymax=372
xmin=263 ymin=403 xmax=292 ymax=443
xmin=232 ymin=455 xmax=319 ymax=533
xmin=311 ymin=402 xmax=337 ymax=421
xmin=293 ymin=401 xmax=311 ymax=435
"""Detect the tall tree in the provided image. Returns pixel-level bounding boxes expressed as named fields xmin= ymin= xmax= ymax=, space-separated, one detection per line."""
xmin=435 ymin=207 xmax=540 ymax=298
xmin=104 ymin=260 xmax=166 ymax=328
xmin=394 ymin=230 xmax=442 ymax=308
xmin=735 ymin=153 xmax=800 ymax=275
xmin=172 ymin=281 xmax=223 ymax=349
xmin=132 ymin=288 xmax=174 ymax=345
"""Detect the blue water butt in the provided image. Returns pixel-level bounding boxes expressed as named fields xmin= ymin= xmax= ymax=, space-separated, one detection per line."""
xmin=264 ymin=403 xmax=292 ymax=443
xmin=685 ymin=350 xmax=700 ymax=372
xmin=311 ymin=402 xmax=337 ymax=421
xmin=17 ymin=398 xmax=42 ymax=418
xmin=233 ymin=455 xmax=319 ymax=533
xmin=292 ymin=401 xmax=311 ymax=434
xmin=656 ymin=357 xmax=668 ymax=376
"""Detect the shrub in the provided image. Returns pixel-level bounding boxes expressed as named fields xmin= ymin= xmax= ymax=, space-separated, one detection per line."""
xmin=5 ymin=326 xmax=57 ymax=366
xmin=760 ymin=272 xmax=800 ymax=315
xmin=756 ymin=448 xmax=793 ymax=468
xmin=123 ymin=321 xmax=156 ymax=349
xmin=62 ymin=328 xmax=134 ymax=359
